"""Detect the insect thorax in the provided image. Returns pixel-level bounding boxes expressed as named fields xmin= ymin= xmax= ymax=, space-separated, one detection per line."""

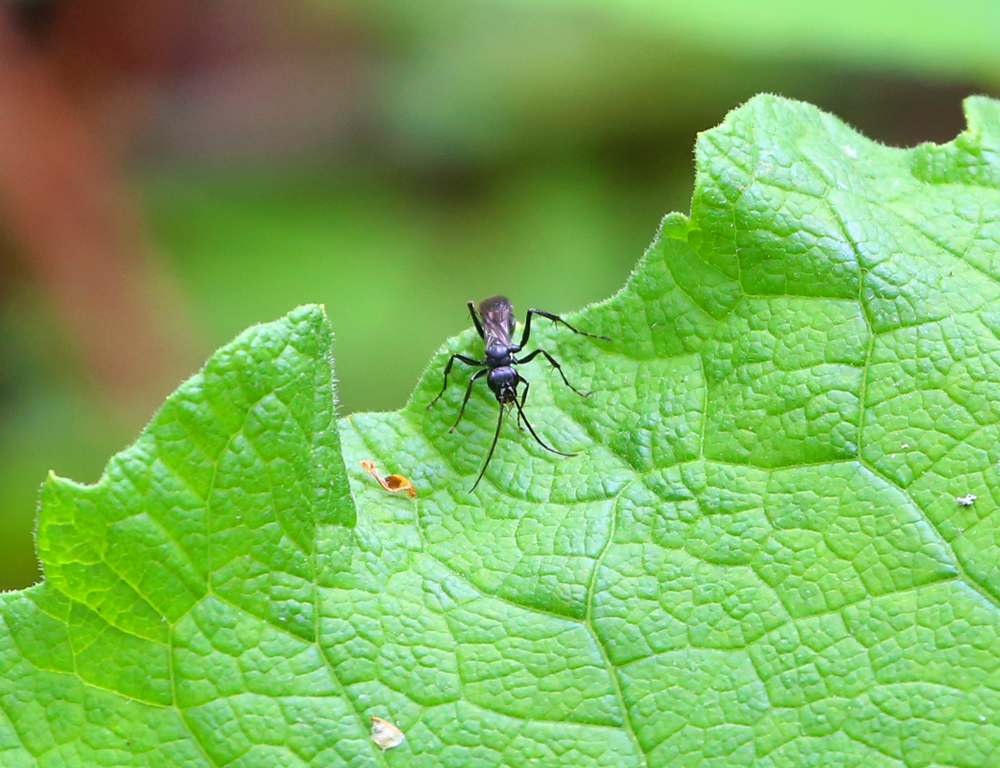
xmin=486 ymin=343 xmax=511 ymax=362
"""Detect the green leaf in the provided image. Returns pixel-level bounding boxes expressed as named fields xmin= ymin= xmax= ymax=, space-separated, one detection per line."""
xmin=5 ymin=94 xmax=1000 ymax=766
xmin=1 ymin=306 xmax=357 ymax=766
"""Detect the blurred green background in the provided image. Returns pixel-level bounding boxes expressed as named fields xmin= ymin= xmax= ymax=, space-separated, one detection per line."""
xmin=1 ymin=0 xmax=999 ymax=590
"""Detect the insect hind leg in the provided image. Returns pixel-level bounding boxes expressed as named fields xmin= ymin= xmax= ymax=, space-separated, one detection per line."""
xmin=517 ymin=308 xmax=610 ymax=348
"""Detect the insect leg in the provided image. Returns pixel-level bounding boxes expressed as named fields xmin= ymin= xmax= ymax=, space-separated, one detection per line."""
xmin=467 ymin=301 xmax=486 ymax=339
xmin=516 ymin=377 xmax=531 ymax=432
xmin=516 ymin=382 xmax=528 ymax=430
xmin=471 ymin=404 xmax=506 ymax=492
xmin=512 ymin=375 xmax=576 ymax=457
xmin=516 ymin=349 xmax=591 ymax=397
xmin=450 ymin=368 xmax=488 ymax=432
xmin=517 ymin=308 xmax=610 ymax=348
xmin=427 ymin=354 xmax=484 ymax=410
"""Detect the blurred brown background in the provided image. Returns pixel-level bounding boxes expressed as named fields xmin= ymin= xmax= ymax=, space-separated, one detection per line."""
xmin=1 ymin=0 xmax=998 ymax=590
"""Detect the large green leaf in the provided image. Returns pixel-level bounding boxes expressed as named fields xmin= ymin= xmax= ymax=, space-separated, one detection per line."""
xmin=5 ymin=94 xmax=1000 ymax=766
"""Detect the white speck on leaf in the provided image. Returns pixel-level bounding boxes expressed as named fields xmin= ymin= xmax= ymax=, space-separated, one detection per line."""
xmin=956 ymin=494 xmax=977 ymax=507
xmin=370 ymin=716 xmax=405 ymax=751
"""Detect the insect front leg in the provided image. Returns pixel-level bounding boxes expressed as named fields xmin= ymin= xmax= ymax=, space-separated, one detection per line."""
xmin=515 ymin=378 xmax=529 ymax=431
xmin=450 ymin=368 xmax=488 ymax=432
xmin=516 ymin=349 xmax=591 ymax=397
xmin=517 ymin=308 xmax=610 ymax=348
xmin=427 ymin=353 xmax=484 ymax=410
xmin=511 ymin=373 xmax=575 ymax=458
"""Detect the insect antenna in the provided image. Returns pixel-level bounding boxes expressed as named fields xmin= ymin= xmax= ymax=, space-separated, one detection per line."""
xmin=471 ymin=404 xmax=508 ymax=491
xmin=512 ymin=395 xmax=576 ymax=458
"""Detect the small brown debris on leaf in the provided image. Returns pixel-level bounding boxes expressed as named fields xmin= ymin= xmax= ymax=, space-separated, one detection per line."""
xmin=360 ymin=460 xmax=417 ymax=498
xmin=370 ymin=715 xmax=405 ymax=750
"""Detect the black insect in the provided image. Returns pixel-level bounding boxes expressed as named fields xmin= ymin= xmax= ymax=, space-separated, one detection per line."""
xmin=427 ymin=295 xmax=609 ymax=490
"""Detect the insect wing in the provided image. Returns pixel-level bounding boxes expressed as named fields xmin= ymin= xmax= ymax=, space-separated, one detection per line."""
xmin=477 ymin=295 xmax=515 ymax=347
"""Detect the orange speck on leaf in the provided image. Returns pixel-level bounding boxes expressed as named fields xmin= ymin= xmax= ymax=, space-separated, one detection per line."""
xmin=360 ymin=460 xmax=416 ymax=498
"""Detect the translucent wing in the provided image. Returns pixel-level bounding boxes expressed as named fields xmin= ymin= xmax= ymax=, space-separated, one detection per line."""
xmin=477 ymin=295 xmax=515 ymax=347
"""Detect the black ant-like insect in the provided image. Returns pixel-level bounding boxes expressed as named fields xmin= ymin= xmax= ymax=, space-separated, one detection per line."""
xmin=427 ymin=295 xmax=609 ymax=490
